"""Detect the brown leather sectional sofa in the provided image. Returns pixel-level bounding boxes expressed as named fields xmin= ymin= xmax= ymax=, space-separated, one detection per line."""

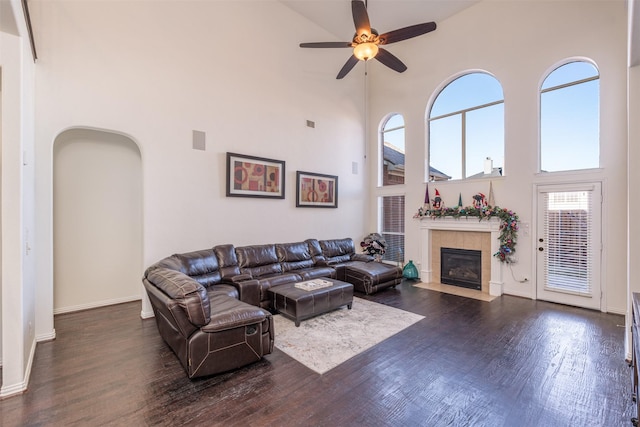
xmin=143 ymin=237 xmax=402 ymax=378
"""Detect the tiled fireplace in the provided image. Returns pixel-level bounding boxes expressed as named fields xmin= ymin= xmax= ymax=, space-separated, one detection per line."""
xmin=419 ymin=217 xmax=503 ymax=296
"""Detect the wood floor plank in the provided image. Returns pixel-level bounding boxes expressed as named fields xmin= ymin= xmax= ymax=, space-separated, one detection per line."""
xmin=0 ymin=280 xmax=634 ymax=426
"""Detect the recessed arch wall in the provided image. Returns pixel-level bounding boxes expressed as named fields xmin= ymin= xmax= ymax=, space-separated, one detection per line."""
xmin=53 ymin=128 xmax=142 ymax=313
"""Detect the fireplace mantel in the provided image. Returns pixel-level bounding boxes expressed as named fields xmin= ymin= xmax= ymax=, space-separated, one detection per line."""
xmin=419 ymin=217 xmax=503 ymax=296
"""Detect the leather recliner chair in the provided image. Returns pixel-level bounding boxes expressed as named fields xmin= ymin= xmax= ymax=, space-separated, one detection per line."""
xmin=143 ymin=249 xmax=274 ymax=379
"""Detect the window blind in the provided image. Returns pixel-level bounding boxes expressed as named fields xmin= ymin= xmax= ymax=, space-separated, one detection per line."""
xmin=542 ymin=190 xmax=594 ymax=296
xmin=381 ymin=195 xmax=405 ymax=263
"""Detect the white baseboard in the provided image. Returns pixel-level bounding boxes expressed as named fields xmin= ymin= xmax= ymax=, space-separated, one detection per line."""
xmin=140 ymin=309 xmax=154 ymax=319
xmin=54 ymin=295 xmax=141 ymax=314
xmin=0 ymin=336 xmax=36 ymax=398
xmin=37 ymin=329 xmax=57 ymax=342
xmin=502 ymin=288 xmax=534 ymax=299
xmin=606 ymin=306 xmax=626 ymax=315
xmin=0 ymin=379 xmax=27 ymax=398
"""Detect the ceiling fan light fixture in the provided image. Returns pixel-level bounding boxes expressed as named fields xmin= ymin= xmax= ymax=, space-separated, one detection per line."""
xmin=353 ymin=42 xmax=378 ymax=61
xmin=299 ymin=1 xmax=437 ymax=78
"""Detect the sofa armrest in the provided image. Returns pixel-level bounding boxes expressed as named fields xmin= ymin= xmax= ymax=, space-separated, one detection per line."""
xmin=143 ymin=278 xmax=199 ymax=338
xmin=145 ymin=268 xmax=211 ymax=327
xmin=222 ymin=277 xmax=260 ymax=307
xmin=201 ymin=295 xmax=270 ymax=333
xmin=228 ymin=273 xmax=252 ymax=282
xmin=352 ymin=253 xmax=374 ymax=262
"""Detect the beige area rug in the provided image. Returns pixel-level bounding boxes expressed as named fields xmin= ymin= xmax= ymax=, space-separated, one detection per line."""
xmin=273 ymin=297 xmax=424 ymax=374
xmin=413 ymin=282 xmax=499 ymax=302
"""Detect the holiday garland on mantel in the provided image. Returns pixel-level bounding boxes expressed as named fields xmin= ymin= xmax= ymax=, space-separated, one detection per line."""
xmin=414 ymin=205 xmax=519 ymax=264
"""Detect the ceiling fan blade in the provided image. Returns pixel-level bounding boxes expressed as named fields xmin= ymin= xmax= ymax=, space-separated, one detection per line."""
xmin=375 ymin=48 xmax=407 ymax=73
xmin=352 ymin=0 xmax=371 ymax=37
xmin=300 ymin=42 xmax=353 ymax=48
xmin=337 ymin=55 xmax=359 ymax=79
xmin=378 ymin=22 xmax=437 ymax=45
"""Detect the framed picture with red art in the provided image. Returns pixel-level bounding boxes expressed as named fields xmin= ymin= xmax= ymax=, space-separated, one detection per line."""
xmin=226 ymin=152 xmax=285 ymax=199
xmin=296 ymin=171 xmax=338 ymax=208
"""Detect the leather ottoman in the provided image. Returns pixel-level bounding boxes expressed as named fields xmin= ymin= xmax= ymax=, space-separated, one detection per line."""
xmin=344 ymin=262 xmax=402 ymax=295
xmin=268 ymin=279 xmax=353 ymax=326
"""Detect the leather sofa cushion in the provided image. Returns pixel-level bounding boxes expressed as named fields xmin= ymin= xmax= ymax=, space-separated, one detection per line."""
xmin=207 ymin=284 xmax=239 ymax=300
xmin=276 ymin=241 xmax=314 ymax=272
xmin=345 ymin=262 xmax=402 ymax=294
xmin=202 ymin=294 xmax=270 ymax=333
xmin=319 ymin=238 xmax=357 ymax=264
xmin=214 ymin=244 xmax=242 ymax=279
xmin=154 ymin=249 xmax=222 ymax=288
xmin=255 ymin=272 xmax=302 ymax=303
xmin=346 ymin=261 xmax=402 ymax=282
xmin=305 ymin=239 xmax=328 ymax=265
xmin=255 ymin=272 xmax=301 ymax=288
xmin=146 ymin=267 xmax=211 ymax=327
xmin=248 ymin=263 xmax=283 ymax=278
xmin=236 ymin=244 xmax=283 ymax=278
xmin=295 ymin=266 xmax=337 ymax=280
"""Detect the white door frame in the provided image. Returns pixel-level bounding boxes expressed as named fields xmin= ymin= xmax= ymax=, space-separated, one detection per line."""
xmin=535 ymin=181 xmax=603 ymax=311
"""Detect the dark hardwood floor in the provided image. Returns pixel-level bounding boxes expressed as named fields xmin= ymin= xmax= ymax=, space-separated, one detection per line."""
xmin=1 ymin=281 xmax=634 ymax=426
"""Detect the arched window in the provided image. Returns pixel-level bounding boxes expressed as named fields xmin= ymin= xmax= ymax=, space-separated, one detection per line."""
xmin=428 ymin=72 xmax=504 ymax=181
xmin=540 ymin=61 xmax=599 ymax=172
xmin=381 ymin=114 xmax=405 ymax=186
xmin=378 ymin=113 xmax=405 ymax=263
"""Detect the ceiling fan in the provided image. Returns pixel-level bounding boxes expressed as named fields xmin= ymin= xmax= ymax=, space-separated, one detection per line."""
xmin=299 ymin=0 xmax=437 ymax=79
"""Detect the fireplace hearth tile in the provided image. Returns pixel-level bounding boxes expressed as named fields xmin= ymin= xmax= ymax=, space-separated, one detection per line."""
xmin=412 ymin=282 xmax=499 ymax=302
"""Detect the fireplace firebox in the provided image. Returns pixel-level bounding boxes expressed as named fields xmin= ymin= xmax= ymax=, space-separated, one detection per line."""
xmin=440 ymin=247 xmax=481 ymax=290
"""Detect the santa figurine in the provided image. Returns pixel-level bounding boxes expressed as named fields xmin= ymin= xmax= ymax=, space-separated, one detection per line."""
xmin=472 ymin=193 xmax=487 ymax=209
xmin=432 ymin=189 xmax=443 ymax=210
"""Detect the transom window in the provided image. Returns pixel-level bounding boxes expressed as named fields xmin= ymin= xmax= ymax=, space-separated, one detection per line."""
xmin=540 ymin=61 xmax=600 ymax=172
xmin=428 ymin=72 xmax=505 ymax=181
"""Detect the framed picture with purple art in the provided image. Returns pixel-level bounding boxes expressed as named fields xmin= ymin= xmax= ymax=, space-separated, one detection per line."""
xmin=296 ymin=171 xmax=338 ymax=208
xmin=226 ymin=152 xmax=285 ymax=199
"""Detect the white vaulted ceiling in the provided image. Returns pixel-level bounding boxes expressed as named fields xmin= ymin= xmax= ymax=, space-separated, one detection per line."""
xmin=280 ymin=0 xmax=480 ymax=40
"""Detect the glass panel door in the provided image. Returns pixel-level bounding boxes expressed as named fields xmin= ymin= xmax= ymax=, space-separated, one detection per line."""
xmin=536 ymin=183 xmax=601 ymax=310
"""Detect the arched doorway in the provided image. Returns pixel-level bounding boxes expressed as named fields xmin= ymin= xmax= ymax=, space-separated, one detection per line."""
xmin=53 ymin=128 xmax=142 ymax=313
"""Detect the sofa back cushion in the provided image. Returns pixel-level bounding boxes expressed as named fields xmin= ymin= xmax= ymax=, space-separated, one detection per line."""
xmin=213 ymin=244 xmax=241 ymax=279
xmin=154 ymin=249 xmax=221 ymax=288
xmin=236 ymin=244 xmax=283 ymax=278
xmin=319 ymin=238 xmax=356 ymax=264
xmin=305 ymin=239 xmax=327 ymax=265
xmin=276 ymin=241 xmax=314 ymax=272
xmin=146 ymin=267 xmax=211 ymax=327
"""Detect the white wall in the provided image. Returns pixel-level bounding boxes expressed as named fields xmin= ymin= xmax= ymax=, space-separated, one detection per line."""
xmin=0 ymin=0 xmax=37 ymax=397
xmin=627 ymin=0 xmax=640 ymax=358
xmin=30 ymin=1 xmax=368 ymax=330
xmin=368 ymin=0 xmax=628 ymax=313
xmin=53 ymin=129 xmax=142 ymax=313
